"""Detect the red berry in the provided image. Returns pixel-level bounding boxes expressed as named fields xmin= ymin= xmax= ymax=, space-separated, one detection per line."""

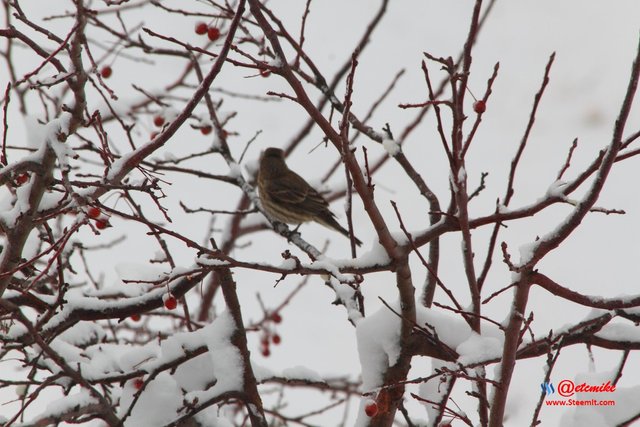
xmin=207 ymin=27 xmax=221 ymax=42
xmin=364 ymin=400 xmax=378 ymax=417
xmin=87 ymin=207 xmax=101 ymax=219
xmin=260 ymin=69 xmax=271 ymax=78
xmin=200 ymin=126 xmax=212 ymax=135
xmin=272 ymin=333 xmax=281 ymax=345
xmin=153 ymin=116 xmax=165 ymax=127
xmin=473 ymin=100 xmax=486 ymax=114
xmin=271 ymin=312 xmax=282 ymax=323
xmin=163 ymin=293 xmax=178 ymax=310
xmin=130 ymin=314 xmax=141 ymax=321
xmin=95 ymin=219 xmax=109 ymax=230
xmin=195 ymin=22 xmax=208 ymax=35
xmin=100 ymin=66 xmax=112 ymax=79
xmin=261 ymin=335 xmax=270 ymax=347
xmin=133 ymin=378 xmax=144 ymax=390
xmin=15 ymin=173 xmax=29 ymax=185
xmin=261 ymin=346 xmax=270 ymax=357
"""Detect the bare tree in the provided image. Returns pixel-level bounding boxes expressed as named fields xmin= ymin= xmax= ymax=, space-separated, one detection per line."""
xmin=1 ymin=1 xmax=639 ymax=426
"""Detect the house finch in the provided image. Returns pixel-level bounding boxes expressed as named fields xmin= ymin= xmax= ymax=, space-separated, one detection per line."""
xmin=258 ymin=147 xmax=362 ymax=246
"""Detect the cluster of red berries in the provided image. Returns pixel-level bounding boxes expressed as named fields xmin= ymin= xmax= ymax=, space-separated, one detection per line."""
xmin=87 ymin=206 xmax=110 ymax=230
xmin=195 ymin=22 xmax=221 ymax=42
xmin=259 ymin=312 xmax=282 ymax=357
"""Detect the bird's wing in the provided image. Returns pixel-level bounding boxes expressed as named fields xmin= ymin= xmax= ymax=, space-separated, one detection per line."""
xmin=267 ymin=172 xmax=330 ymax=215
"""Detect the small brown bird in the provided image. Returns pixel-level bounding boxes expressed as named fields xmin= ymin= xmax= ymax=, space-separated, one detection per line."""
xmin=258 ymin=147 xmax=362 ymax=246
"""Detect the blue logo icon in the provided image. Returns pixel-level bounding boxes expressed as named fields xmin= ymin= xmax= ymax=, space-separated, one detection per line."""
xmin=541 ymin=382 xmax=555 ymax=395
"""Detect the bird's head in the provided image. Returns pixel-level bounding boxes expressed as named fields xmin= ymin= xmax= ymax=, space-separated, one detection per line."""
xmin=262 ymin=147 xmax=285 ymax=159
xmin=260 ymin=147 xmax=288 ymax=177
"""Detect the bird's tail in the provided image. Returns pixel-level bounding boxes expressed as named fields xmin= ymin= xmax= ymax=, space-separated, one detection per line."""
xmin=316 ymin=213 xmax=362 ymax=247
